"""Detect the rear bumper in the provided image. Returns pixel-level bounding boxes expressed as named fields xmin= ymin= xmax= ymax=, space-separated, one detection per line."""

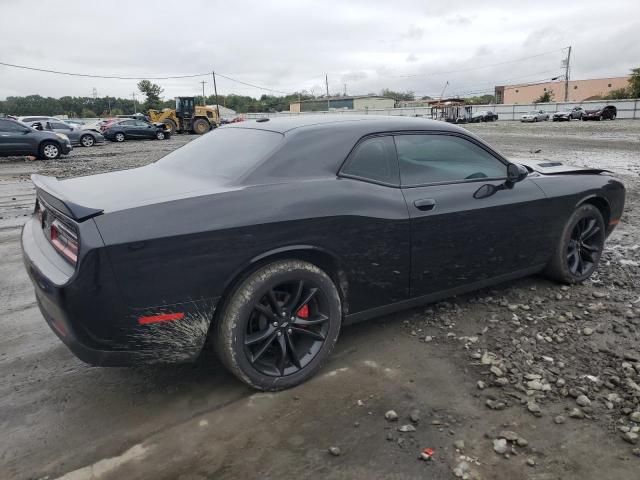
xmin=22 ymin=215 xmax=217 ymax=366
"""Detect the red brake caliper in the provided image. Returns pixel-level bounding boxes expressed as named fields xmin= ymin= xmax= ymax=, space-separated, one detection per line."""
xmin=296 ymin=304 xmax=309 ymax=319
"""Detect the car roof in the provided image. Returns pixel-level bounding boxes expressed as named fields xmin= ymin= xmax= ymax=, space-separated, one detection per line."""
xmin=223 ymin=114 xmax=465 ymax=135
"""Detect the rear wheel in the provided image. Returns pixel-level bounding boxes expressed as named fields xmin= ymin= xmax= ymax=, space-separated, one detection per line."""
xmin=544 ymin=204 xmax=605 ymax=283
xmin=214 ymin=260 xmax=342 ymax=391
xmin=39 ymin=141 xmax=60 ymax=160
xmin=533 ymin=117 xmax=538 ymax=122
xmin=114 ymin=132 xmax=125 ymax=142
xmin=611 ymin=113 xmax=616 ymax=120
xmin=80 ymin=134 xmax=95 ymax=147
xmin=192 ymin=118 xmax=210 ymax=135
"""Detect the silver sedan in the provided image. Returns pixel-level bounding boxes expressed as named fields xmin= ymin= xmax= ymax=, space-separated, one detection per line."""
xmin=520 ymin=111 xmax=550 ymax=122
xmin=28 ymin=120 xmax=105 ymax=147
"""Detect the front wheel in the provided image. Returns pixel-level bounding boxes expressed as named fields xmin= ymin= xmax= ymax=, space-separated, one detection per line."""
xmin=544 ymin=204 xmax=605 ymax=283
xmin=39 ymin=141 xmax=60 ymax=160
xmin=214 ymin=260 xmax=342 ymax=391
xmin=80 ymin=134 xmax=95 ymax=147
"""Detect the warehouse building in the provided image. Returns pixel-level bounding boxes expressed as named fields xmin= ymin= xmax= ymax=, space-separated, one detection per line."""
xmin=290 ymin=95 xmax=395 ymax=112
xmin=495 ymin=76 xmax=630 ymax=104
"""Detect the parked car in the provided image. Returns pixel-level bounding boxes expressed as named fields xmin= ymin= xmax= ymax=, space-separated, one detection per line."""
xmin=552 ymin=107 xmax=585 ymax=121
xmin=0 ymin=118 xmax=72 ymax=159
xmin=64 ymin=119 xmax=86 ymax=128
xmin=19 ymin=116 xmax=65 ymax=125
xmin=29 ymin=120 xmax=105 ymax=147
xmin=103 ymin=119 xmax=171 ymax=142
xmin=22 ymin=116 xmax=625 ymax=390
xmin=521 ymin=111 xmax=549 ymax=122
xmin=470 ymin=110 xmax=498 ymax=122
xmin=582 ymin=105 xmax=617 ymax=121
xmin=99 ymin=118 xmax=125 ymax=132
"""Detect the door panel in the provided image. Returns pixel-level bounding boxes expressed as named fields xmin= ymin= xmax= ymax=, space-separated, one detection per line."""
xmin=403 ymin=179 xmax=548 ymax=296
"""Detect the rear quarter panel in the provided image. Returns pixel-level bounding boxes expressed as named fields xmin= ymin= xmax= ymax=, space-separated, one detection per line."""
xmin=94 ymin=178 xmax=411 ymax=315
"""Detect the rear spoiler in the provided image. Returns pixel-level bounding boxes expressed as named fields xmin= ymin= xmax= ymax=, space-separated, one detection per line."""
xmin=31 ymin=174 xmax=103 ymax=222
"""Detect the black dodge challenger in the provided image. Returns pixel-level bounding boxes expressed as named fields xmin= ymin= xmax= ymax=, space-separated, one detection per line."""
xmin=22 ymin=115 xmax=625 ymax=390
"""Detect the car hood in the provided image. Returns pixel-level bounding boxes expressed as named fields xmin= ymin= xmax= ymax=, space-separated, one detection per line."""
xmin=32 ymin=164 xmax=238 ymax=219
xmin=512 ymin=158 xmax=610 ymax=175
xmin=554 ymin=111 xmax=571 ymax=115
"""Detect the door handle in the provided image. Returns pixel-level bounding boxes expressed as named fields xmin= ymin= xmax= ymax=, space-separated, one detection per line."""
xmin=414 ymin=198 xmax=436 ymax=211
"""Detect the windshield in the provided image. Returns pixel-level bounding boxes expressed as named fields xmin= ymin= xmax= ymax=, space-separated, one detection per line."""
xmin=157 ymin=127 xmax=283 ymax=181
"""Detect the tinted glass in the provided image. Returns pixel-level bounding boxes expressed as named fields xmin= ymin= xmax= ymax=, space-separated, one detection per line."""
xmin=135 ymin=121 xmax=149 ymax=127
xmin=120 ymin=120 xmax=135 ymax=126
xmin=0 ymin=119 xmax=27 ymax=132
xmin=341 ymin=136 xmax=398 ymax=185
xmin=395 ymin=134 xmax=506 ymax=185
xmin=157 ymin=127 xmax=283 ymax=180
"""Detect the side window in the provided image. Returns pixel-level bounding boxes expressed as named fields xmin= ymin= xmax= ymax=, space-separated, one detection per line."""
xmin=395 ymin=134 xmax=506 ymax=186
xmin=135 ymin=120 xmax=149 ymax=127
xmin=0 ymin=120 xmax=26 ymax=132
xmin=121 ymin=120 xmax=135 ymax=126
xmin=341 ymin=136 xmax=399 ymax=185
xmin=51 ymin=122 xmax=70 ymax=130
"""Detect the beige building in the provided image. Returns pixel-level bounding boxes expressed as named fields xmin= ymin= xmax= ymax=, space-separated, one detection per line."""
xmin=495 ymin=76 xmax=630 ymax=104
xmin=290 ymin=95 xmax=395 ymax=112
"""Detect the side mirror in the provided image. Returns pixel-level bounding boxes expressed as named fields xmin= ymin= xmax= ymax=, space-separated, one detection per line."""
xmin=507 ymin=163 xmax=528 ymax=184
xmin=473 ymin=184 xmax=498 ymax=199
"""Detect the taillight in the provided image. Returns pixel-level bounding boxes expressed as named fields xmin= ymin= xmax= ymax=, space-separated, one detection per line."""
xmin=50 ymin=219 xmax=78 ymax=265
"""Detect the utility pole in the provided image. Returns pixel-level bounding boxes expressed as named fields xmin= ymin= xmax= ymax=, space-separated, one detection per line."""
xmin=132 ymin=92 xmax=137 ymax=114
xmin=564 ymin=46 xmax=572 ymax=102
xmin=439 ymin=81 xmax=449 ymax=101
xmin=211 ymin=71 xmax=220 ymax=121
xmin=200 ymin=81 xmax=206 ymax=105
xmin=325 ymin=74 xmax=330 ymax=111
xmin=344 ymin=83 xmax=347 ymax=96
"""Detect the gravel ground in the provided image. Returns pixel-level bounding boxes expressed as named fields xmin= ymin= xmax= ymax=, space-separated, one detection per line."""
xmin=0 ymin=121 xmax=639 ymax=480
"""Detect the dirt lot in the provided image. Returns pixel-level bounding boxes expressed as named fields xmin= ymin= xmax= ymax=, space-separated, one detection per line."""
xmin=1 ymin=120 xmax=639 ymax=480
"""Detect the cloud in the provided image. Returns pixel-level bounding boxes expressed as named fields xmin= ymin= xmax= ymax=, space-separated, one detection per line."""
xmin=0 ymin=0 xmax=637 ymax=101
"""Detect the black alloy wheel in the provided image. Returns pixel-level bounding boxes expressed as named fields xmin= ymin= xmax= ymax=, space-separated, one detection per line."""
xmin=244 ymin=279 xmax=330 ymax=377
xmin=544 ymin=204 xmax=605 ymax=283
xmin=566 ymin=216 xmax=603 ymax=277
xmin=215 ymin=260 xmax=341 ymax=390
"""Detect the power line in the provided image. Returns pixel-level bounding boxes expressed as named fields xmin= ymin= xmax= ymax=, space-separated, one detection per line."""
xmin=0 ymin=60 xmax=295 ymax=95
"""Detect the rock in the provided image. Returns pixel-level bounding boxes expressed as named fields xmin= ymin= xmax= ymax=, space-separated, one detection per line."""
xmin=452 ymin=460 xmax=470 ymax=478
xmin=328 ymin=446 xmax=341 ymax=456
xmin=398 ymin=424 xmax=416 ymax=433
xmin=527 ymin=458 xmax=536 ymax=467
xmin=498 ymin=430 xmax=519 ymax=442
xmin=630 ymin=412 xmax=640 ymax=423
xmin=477 ymin=380 xmax=487 ymax=390
xmin=576 ymin=395 xmax=591 ymax=407
xmin=554 ymin=415 xmax=566 ymax=425
xmin=495 ymin=377 xmax=509 ymax=387
xmin=486 ymin=399 xmax=507 ymax=410
xmin=526 ymin=380 xmax=544 ymax=391
xmin=624 ymin=351 xmax=640 ymax=362
xmin=409 ymin=409 xmax=421 ymax=423
xmin=569 ymin=408 xmax=585 ymax=419
xmin=386 ymin=432 xmax=394 ymax=441
xmin=622 ymin=432 xmax=639 ymax=445
xmin=424 ymin=336 xmax=434 ymax=342
xmin=582 ymin=327 xmax=594 ymax=336
xmin=527 ymin=402 xmax=542 ymax=417
xmin=385 ymin=410 xmax=398 ymax=421
xmin=454 ymin=439 xmax=465 ymax=450
xmin=490 ymin=366 xmax=504 ymax=377
xmin=632 ymin=448 xmax=640 ymax=458
xmin=493 ymin=438 xmax=508 ymax=454
xmin=592 ymin=291 xmax=607 ymax=298
xmin=516 ymin=437 xmax=528 ymax=447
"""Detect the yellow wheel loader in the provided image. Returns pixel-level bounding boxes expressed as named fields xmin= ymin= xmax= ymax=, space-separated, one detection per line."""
xmin=148 ymin=97 xmax=220 ymax=135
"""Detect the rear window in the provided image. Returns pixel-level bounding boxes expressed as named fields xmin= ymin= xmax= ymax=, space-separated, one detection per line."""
xmin=157 ymin=127 xmax=283 ymax=180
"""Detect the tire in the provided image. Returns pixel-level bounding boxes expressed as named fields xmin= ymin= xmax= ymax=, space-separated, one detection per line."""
xmin=611 ymin=114 xmax=616 ymax=120
xmin=598 ymin=115 xmax=603 ymax=121
xmin=214 ymin=260 xmax=342 ymax=391
xmin=533 ymin=117 xmax=538 ymax=122
xmin=80 ymin=134 xmax=95 ymax=147
xmin=192 ymin=118 xmax=211 ymax=135
xmin=544 ymin=204 xmax=606 ymax=284
xmin=114 ymin=132 xmax=125 ymax=142
xmin=39 ymin=141 xmax=60 ymax=160
xmin=162 ymin=119 xmax=177 ymax=135
xmin=155 ymin=130 xmax=165 ymax=140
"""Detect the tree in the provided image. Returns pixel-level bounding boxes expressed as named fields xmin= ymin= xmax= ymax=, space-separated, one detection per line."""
xmin=534 ymin=89 xmax=554 ymax=103
xmin=604 ymin=88 xmax=631 ymax=100
xmin=380 ymin=88 xmax=415 ymax=101
xmin=628 ymin=67 xmax=640 ymax=98
xmin=465 ymin=94 xmax=496 ymax=105
xmin=137 ymin=80 xmax=164 ymax=110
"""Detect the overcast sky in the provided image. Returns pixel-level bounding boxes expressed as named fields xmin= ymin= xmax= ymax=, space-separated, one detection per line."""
xmin=0 ymin=0 xmax=638 ymax=101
